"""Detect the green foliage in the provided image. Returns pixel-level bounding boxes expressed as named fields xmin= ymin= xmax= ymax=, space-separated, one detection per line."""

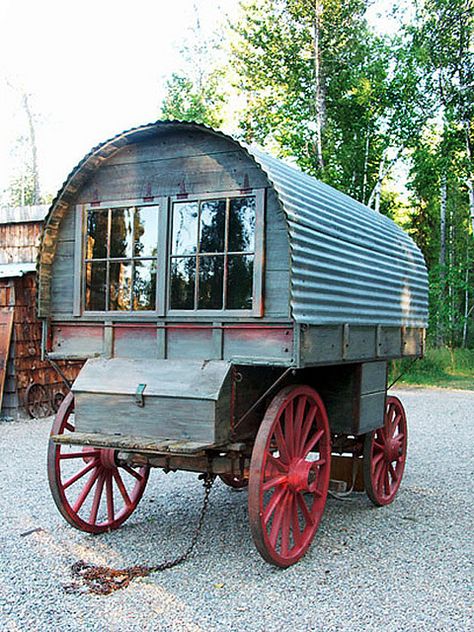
xmin=229 ymin=0 xmax=423 ymax=203
xmin=390 ymin=347 xmax=474 ymax=389
xmin=161 ymin=72 xmax=225 ymax=128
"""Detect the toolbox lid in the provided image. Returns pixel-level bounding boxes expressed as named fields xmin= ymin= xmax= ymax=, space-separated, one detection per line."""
xmin=72 ymin=358 xmax=232 ymax=400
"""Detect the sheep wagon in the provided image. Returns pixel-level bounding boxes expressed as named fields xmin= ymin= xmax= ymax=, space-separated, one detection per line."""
xmin=39 ymin=121 xmax=428 ymax=567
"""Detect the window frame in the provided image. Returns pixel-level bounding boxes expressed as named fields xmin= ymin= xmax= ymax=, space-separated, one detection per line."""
xmin=166 ymin=188 xmax=264 ymax=318
xmin=74 ymin=189 xmax=265 ymax=319
xmin=75 ymin=197 xmax=168 ymax=317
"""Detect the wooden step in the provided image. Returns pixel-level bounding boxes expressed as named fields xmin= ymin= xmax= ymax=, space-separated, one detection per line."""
xmin=51 ymin=432 xmax=219 ymax=455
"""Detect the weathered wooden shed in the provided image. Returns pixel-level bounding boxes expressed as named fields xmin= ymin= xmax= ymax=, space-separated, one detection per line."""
xmin=0 ymin=205 xmax=82 ymax=419
xmin=41 ymin=121 xmax=429 ymax=567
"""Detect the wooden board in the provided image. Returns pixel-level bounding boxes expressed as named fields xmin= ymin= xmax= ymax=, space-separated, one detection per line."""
xmin=0 ymin=309 xmax=14 ymax=411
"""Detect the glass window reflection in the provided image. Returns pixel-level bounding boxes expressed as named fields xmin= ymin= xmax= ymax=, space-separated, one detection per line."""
xmin=110 ymin=208 xmax=133 ymax=258
xmin=172 ymin=202 xmax=198 ymax=255
xmin=86 ymin=210 xmax=108 ymax=259
xmin=109 ymin=261 xmax=132 ymax=310
xmin=227 ymin=255 xmax=254 ymax=309
xmin=134 ymin=206 xmax=159 ymax=258
xmin=229 ymin=197 xmax=255 ymax=252
xmin=170 ymin=257 xmax=196 ymax=309
xmin=85 ymin=262 xmax=106 ymax=310
xmin=133 ymin=260 xmax=157 ymax=310
xmin=199 ymin=199 xmax=225 ymax=253
xmin=198 ymin=256 xmax=224 ymax=309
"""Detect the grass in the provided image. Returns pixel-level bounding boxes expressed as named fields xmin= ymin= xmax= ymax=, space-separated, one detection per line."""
xmin=389 ymin=347 xmax=474 ymax=390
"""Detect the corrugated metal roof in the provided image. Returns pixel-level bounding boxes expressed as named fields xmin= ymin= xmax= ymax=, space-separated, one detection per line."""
xmin=248 ymin=147 xmax=428 ymax=327
xmin=0 ymin=262 xmax=36 ymax=278
xmin=39 ymin=121 xmax=428 ymax=327
xmin=0 ymin=205 xmax=49 ymax=225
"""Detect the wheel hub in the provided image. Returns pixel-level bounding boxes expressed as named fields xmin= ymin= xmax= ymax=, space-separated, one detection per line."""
xmin=286 ymin=458 xmax=314 ymax=492
xmin=82 ymin=446 xmax=116 ymax=469
xmin=384 ymin=439 xmax=401 ymax=463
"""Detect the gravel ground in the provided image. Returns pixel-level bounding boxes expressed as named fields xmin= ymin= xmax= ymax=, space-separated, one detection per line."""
xmin=0 ymin=387 xmax=472 ymax=632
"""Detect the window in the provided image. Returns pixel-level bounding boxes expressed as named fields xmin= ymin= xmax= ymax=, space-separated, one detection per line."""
xmin=84 ymin=204 xmax=159 ymax=311
xmin=169 ymin=195 xmax=258 ymax=312
xmin=78 ymin=190 xmax=264 ymax=316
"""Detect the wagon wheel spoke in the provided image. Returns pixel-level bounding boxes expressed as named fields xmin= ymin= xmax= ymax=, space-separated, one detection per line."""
xmin=89 ymin=472 xmax=105 ymax=524
xmin=290 ymin=494 xmax=302 ymax=548
xmin=106 ymin=473 xmax=115 ymax=523
xmin=122 ymin=464 xmax=145 ymax=481
xmin=263 ymin=485 xmax=287 ymax=526
xmin=263 ymin=474 xmax=287 ymax=491
xmin=364 ymin=396 xmax=408 ymax=507
xmin=273 ymin=421 xmax=290 ymax=464
xmin=72 ymin=467 xmax=100 ymax=514
xmin=266 ymin=453 xmax=288 ymax=472
xmin=249 ymin=385 xmax=331 ymax=567
xmin=298 ymin=403 xmax=317 ymax=454
xmin=296 ymin=491 xmax=315 ymax=527
xmin=302 ymin=429 xmax=324 ymax=458
xmin=59 ymin=450 xmax=99 ymax=460
xmin=63 ymin=460 xmax=98 ymax=490
xmin=113 ymin=470 xmax=133 ymax=508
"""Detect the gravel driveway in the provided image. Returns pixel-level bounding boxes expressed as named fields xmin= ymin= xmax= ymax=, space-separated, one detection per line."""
xmin=1 ymin=387 xmax=472 ymax=632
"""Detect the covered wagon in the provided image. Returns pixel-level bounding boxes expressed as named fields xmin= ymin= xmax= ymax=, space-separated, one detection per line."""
xmin=40 ymin=121 xmax=428 ymax=567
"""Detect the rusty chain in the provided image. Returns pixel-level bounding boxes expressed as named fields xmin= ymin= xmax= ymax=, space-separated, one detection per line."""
xmin=68 ymin=473 xmax=216 ymax=595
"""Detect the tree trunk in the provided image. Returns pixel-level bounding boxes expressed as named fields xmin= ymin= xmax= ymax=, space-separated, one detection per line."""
xmin=464 ymin=120 xmax=474 ymax=234
xmin=439 ymin=173 xmax=447 ymax=270
xmin=22 ymin=93 xmax=40 ymax=204
xmin=437 ymin=172 xmax=447 ymax=346
xmin=361 ymin=126 xmax=370 ymax=204
xmin=313 ymin=0 xmax=324 ymax=172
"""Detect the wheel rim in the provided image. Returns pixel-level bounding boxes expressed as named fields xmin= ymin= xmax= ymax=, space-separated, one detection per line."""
xmin=25 ymin=383 xmax=51 ymax=418
xmin=248 ymin=385 xmax=331 ymax=567
xmin=47 ymin=393 xmax=149 ymax=533
xmin=364 ymin=396 xmax=407 ymax=506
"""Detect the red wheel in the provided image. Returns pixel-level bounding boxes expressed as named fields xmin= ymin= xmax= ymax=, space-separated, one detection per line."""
xmin=47 ymin=393 xmax=149 ymax=533
xmin=248 ymin=385 xmax=331 ymax=567
xmin=219 ymin=473 xmax=248 ymax=489
xmin=363 ymin=395 xmax=408 ymax=506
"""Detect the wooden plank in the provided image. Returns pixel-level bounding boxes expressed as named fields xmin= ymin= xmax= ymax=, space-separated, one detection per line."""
xmin=73 ymin=357 xmax=231 ymax=398
xmin=113 ymin=325 xmax=157 ymax=359
xmin=77 ymin=153 xmax=268 ymax=203
xmin=105 ymin=130 xmax=239 ymax=166
xmin=74 ymin=392 xmax=218 ymax=443
xmin=52 ymin=431 xmax=216 ymax=454
xmin=223 ymin=326 xmax=292 ymax=362
xmin=0 ymin=309 xmax=14 ymax=410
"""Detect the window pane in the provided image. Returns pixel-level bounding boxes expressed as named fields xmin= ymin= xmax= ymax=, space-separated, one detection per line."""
xmin=198 ymin=255 xmax=224 ymax=310
xmin=134 ymin=206 xmax=159 ymax=258
xmin=227 ymin=255 xmax=254 ymax=309
xmin=172 ymin=202 xmax=198 ymax=255
xmin=110 ymin=208 xmax=133 ymax=258
xmin=199 ymin=199 xmax=225 ymax=253
xmin=133 ymin=260 xmax=157 ymax=310
xmin=229 ymin=197 xmax=256 ymax=252
xmin=86 ymin=210 xmax=108 ymax=259
xmin=170 ymin=257 xmax=195 ymax=309
xmin=109 ymin=261 xmax=132 ymax=310
xmin=85 ymin=262 xmax=106 ymax=310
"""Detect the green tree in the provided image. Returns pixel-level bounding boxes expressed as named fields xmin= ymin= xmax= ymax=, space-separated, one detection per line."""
xmin=160 ymin=7 xmax=226 ymax=128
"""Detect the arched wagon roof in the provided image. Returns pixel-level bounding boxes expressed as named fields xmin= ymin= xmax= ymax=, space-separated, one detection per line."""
xmin=38 ymin=121 xmax=428 ymax=327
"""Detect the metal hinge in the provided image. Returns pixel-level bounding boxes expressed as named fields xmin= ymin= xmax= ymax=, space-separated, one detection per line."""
xmin=135 ymin=383 xmax=146 ymax=407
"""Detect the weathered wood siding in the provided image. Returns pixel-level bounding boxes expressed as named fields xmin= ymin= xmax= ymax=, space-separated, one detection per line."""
xmin=0 ymin=222 xmax=41 ymax=264
xmin=49 ymin=129 xmax=290 ymax=322
xmin=0 ymin=273 xmax=83 ymax=418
